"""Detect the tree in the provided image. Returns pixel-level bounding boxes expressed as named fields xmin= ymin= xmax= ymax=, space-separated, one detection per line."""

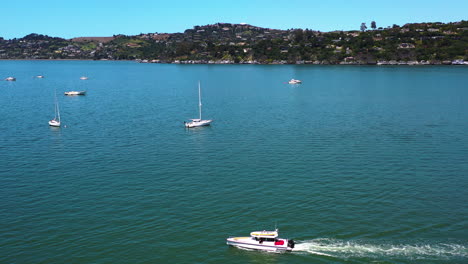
xmin=371 ymin=21 xmax=377 ymax=30
xmin=360 ymin=23 xmax=367 ymax=32
xmin=294 ymin=29 xmax=304 ymax=42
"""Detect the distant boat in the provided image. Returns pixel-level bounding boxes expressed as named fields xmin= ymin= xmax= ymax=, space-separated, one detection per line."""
xmin=288 ymin=79 xmax=302 ymax=84
xmin=64 ymin=91 xmax=86 ymax=96
xmin=80 ymin=76 xmax=88 ymax=80
xmin=5 ymin=77 xmax=16 ymax=81
xmin=35 ymin=75 xmax=44 ymax=78
xmin=184 ymin=81 xmax=213 ymax=128
xmin=49 ymin=90 xmax=61 ymax=127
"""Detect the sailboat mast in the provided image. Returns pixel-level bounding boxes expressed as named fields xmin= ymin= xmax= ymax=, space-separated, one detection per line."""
xmin=53 ymin=89 xmax=58 ymax=119
xmin=53 ymin=88 xmax=60 ymax=122
xmin=198 ymin=81 xmax=202 ymax=120
xmin=57 ymin=96 xmax=61 ymax=122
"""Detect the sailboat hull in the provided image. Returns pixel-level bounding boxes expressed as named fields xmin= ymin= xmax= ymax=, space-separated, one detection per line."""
xmin=64 ymin=91 xmax=86 ymax=96
xmin=185 ymin=119 xmax=212 ymax=128
xmin=49 ymin=120 xmax=61 ymax=127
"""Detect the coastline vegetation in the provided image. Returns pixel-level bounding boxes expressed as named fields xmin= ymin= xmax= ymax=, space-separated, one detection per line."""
xmin=0 ymin=21 xmax=467 ymax=64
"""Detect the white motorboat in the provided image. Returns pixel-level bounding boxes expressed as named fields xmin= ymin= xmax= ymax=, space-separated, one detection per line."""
xmin=226 ymin=229 xmax=295 ymax=253
xmin=49 ymin=90 xmax=61 ymax=127
xmin=80 ymin=76 xmax=88 ymax=80
xmin=5 ymin=77 xmax=16 ymax=81
xmin=184 ymin=81 xmax=213 ymax=128
xmin=288 ymin=79 xmax=302 ymax=84
xmin=64 ymin=91 xmax=86 ymax=96
xmin=36 ymin=75 xmax=44 ymax=78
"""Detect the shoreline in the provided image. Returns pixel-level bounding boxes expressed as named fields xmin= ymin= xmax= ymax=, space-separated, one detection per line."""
xmin=0 ymin=58 xmax=466 ymax=66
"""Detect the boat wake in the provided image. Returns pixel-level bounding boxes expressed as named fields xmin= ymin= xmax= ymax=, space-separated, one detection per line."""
xmin=293 ymin=238 xmax=468 ymax=260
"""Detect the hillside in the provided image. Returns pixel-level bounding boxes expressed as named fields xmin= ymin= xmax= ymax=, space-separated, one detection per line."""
xmin=1 ymin=21 xmax=467 ymax=64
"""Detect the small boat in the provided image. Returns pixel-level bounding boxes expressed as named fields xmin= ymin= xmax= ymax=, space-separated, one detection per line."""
xmin=5 ymin=77 xmax=16 ymax=81
xmin=288 ymin=79 xmax=302 ymax=84
xmin=184 ymin=81 xmax=213 ymax=128
xmin=226 ymin=229 xmax=295 ymax=253
xmin=36 ymin=75 xmax=44 ymax=78
xmin=80 ymin=76 xmax=88 ymax=80
xmin=185 ymin=118 xmax=212 ymax=128
xmin=64 ymin=91 xmax=86 ymax=96
xmin=49 ymin=90 xmax=61 ymax=127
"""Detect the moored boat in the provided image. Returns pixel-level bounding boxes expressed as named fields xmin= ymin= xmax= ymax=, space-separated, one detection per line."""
xmin=184 ymin=119 xmax=212 ymax=128
xmin=226 ymin=229 xmax=295 ymax=252
xmin=64 ymin=91 xmax=86 ymax=96
xmin=49 ymin=89 xmax=61 ymax=127
xmin=5 ymin=77 xmax=16 ymax=81
xmin=49 ymin=119 xmax=61 ymax=127
xmin=288 ymin=79 xmax=302 ymax=84
xmin=184 ymin=81 xmax=213 ymax=128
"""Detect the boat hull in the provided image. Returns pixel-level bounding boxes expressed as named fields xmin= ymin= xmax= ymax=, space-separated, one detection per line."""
xmin=185 ymin=120 xmax=212 ymax=128
xmin=226 ymin=238 xmax=292 ymax=253
xmin=64 ymin=91 xmax=86 ymax=96
xmin=49 ymin=120 xmax=61 ymax=127
xmin=288 ymin=79 xmax=302 ymax=84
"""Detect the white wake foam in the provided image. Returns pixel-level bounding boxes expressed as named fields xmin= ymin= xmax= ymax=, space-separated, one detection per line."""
xmin=293 ymin=238 xmax=468 ymax=260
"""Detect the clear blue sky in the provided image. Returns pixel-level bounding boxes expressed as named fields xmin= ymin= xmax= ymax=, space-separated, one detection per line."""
xmin=2 ymin=0 xmax=467 ymax=39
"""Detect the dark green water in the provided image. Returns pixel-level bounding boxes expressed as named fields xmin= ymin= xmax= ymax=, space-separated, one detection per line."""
xmin=1 ymin=61 xmax=467 ymax=263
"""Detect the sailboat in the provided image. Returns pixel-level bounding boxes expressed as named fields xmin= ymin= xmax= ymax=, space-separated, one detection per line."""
xmin=49 ymin=90 xmax=61 ymax=127
xmin=184 ymin=81 xmax=213 ymax=128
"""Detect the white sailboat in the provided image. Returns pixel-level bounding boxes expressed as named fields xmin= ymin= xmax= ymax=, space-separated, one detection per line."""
xmin=49 ymin=90 xmax=61 ymax=127
xmin=184 ymin=81 xmax=213 ymax=128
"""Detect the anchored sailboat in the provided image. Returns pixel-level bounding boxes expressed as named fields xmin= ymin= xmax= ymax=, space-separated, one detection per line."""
xmin=49 ymin=89 xmax=61 ymax=127
xmin=184 ymin=81 xmax=213 ymax=128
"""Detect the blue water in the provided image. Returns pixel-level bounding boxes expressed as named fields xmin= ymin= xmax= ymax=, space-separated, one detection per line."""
xmin=1 ymin=61 xmax=467 ymax=263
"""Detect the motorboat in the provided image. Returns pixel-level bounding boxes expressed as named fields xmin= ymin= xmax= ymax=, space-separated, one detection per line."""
xmin=80 ymin=76 xmax=88 ymax=80
xmin=226 ymin=229 xmax=295 ymax=253
xmin=36 ymin=75 xmax=44 ymax=78
xmin=64 ymin=91 xmax=86 ymax=96
xmin=5 ymin=77 xmax=16 ymax=81
xmin=184 ymin=81 xmax=213 ymax=128
xmin=288 ymin=79 xmax=302 ymax=84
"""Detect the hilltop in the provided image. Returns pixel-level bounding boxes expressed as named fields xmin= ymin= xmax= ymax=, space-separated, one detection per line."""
xmin=0 ymin=21 xmax=467 ymax=64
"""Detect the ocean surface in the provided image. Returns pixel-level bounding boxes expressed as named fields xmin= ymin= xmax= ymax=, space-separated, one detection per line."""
xmin=1 ymin=61 xmax=467 ymax=263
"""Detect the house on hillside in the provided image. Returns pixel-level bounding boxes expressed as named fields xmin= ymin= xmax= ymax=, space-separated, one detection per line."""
xmin=398 ymin=43 xmax=415 ymax=49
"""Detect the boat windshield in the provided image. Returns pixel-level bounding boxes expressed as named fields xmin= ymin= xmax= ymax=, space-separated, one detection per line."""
xmin=250 ymin=230 xmax=278 ymax=238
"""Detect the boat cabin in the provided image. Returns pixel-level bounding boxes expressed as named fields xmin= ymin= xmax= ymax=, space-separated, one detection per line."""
xmin=250 ymin=230 xmax=288 ymax=245
xmin=250 ymin=230 xmax=278 ymax=241
xmin=250 ymin=230 xmax=278 ymax=238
